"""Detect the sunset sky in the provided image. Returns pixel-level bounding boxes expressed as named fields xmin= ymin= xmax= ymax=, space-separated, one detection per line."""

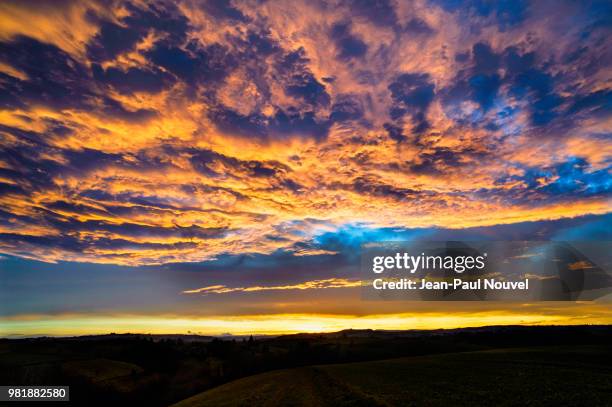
xmin=0 ymin=0 xmax=610 ymax=336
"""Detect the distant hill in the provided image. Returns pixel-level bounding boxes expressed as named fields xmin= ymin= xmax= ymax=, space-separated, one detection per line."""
xmin=5 ymin=332 xmax=274 ymax=342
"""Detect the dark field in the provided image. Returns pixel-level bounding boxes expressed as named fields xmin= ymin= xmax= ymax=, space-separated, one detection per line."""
xmin=173 ymin=346 xmax=612 ymax=407
xmin=1 ymin=326 xmax=611 ymax=406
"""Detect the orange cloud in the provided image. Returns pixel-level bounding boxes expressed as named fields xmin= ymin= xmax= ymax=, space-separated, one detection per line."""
xmin=182 ymin=278 xmax=361 ymax=295
xmin=0 ymin=0 xmax=609 ymax=266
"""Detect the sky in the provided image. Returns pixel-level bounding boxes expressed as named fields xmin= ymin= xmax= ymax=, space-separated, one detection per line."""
xmin=0 ymin=0 xmax=611 ymax=336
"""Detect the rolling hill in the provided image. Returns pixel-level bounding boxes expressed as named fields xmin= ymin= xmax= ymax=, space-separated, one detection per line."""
xmin=172 ymin=345 xmax=612 ymax=406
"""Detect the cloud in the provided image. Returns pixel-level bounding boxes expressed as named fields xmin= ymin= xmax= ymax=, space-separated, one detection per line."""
xmin=182 ymin=278 xmax=361 ymax=295
xmin=331 ymin=22 xmax=368 ymax=60
xmin=0 ymin=0 xmax=609 ymax=265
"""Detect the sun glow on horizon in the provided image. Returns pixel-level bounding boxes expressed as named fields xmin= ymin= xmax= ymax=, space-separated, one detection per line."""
xmin=2 ymin=311 xmax=611 ymax=338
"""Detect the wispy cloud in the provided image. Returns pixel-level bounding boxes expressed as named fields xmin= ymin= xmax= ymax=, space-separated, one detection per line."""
xmin=182 ymin=278 xmax=361 ymax=295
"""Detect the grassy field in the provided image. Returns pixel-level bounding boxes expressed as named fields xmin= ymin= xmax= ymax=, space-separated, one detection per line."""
xmin=2 ymin=327 xmax=610 ymax=405
xmin=62 ymin=358 xmax=143 ymax=383
xmin=172 ymin=345 xmax=612 ymax=407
